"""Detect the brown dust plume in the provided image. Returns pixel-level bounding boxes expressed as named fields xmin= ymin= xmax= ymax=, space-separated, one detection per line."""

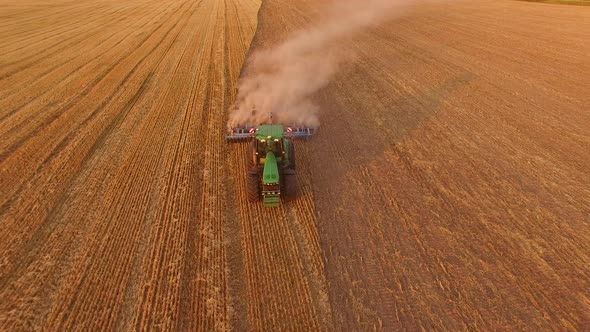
xmin=227 ymin=0 xmax=418 ymax=129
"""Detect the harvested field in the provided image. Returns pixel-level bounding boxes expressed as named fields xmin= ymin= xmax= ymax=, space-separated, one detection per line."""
xmin=1 ymin=0 xmax=589 ymax=330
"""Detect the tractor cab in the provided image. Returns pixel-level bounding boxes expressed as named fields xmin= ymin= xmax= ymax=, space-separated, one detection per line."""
xmin=253 ymin=124 xmax=286 ymax=164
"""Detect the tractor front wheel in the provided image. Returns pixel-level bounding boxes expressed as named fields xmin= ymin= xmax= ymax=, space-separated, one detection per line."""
xmin=282 ymin=168 xmax=297 ymax=200
xmin=288 ymin=142 xmax=296 ymax=169
xmin=247 ymin=168 xmax=260 ymax=202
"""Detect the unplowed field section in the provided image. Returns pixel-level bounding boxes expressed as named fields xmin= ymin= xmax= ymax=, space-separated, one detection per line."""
xmin=1 ymin=0 xmax=589 ymax=330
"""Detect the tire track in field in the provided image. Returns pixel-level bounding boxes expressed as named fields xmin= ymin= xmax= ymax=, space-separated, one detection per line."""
xmin=0 ymin=0 xmax=156 ymax=52
xmin=219 ymin=1 xmax=262 ymax=329
xmin=33 ymin=1 xmax=206 ymax=329
xmin=2 ymin=0 xmax=176 ymax=115
xmin=0 ymin=0 xmax=176 ymax=116
xmin=0 ymin=72 xmax=154 ymax=330
xmin=3 ymin=0 xmax=206 ymax=325
xmin=0 ymin=0 xmax=197 ymax=283
xmin=126 ymin=2 xmax=226 ymax=330
xmin=222 ymin=0 xmax=334 ymax=328
xmin=0 ymin=0 xmax=95 ymax=31
xmin=0 ymin=0 xmax=193 ymax=211
xmin=0 ymin=0 xmax=147 ymax=72
xmin=0 ymin=0 xmax=168 ymax=89
xmin=0 ymin=2 xmax=123 ymax=54
xmin=181 ymin=4 xmax=228 ymax=328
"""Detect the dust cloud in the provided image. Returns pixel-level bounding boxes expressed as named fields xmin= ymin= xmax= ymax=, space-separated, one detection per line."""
xmin=227 ymin=0 xmax=416 ymax=129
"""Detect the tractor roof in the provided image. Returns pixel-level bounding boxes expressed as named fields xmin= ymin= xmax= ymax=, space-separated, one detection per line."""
xmin=256 ymin=124 xmax=284 ymax=139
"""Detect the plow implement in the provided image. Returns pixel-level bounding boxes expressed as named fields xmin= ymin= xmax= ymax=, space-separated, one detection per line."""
xmin=226 ymin=126 xmax=315 ymax=142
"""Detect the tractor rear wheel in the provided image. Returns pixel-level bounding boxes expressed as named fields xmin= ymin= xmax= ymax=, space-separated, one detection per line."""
xmin=282 ymin=168 xmax=297 ymax=200
xmin=288 ymin=142 xmax=296 ymax=169
xmin=247 ymin=168 xmax=260 ymax=202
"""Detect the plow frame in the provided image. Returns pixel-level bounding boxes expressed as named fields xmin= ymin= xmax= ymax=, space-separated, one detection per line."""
xmin=225 ymin=126 xmax=316 ymax=142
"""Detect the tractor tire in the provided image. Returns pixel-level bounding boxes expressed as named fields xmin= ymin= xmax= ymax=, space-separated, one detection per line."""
xmin=247 ymin=168 xmax=260 ymax=202
xmin=248 ymin=140 xmax=257 ymax=168
xmin=282 ymin=168 xmax=297 ymax=200
xmin=288 ymin=142 xmax=296 ymax=169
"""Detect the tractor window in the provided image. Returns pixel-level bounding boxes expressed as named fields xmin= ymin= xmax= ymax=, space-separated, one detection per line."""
xmin=273 ymin=139 xmax=284 ymax=155
xmin=258 ymin=140 xmax=267 ymax=154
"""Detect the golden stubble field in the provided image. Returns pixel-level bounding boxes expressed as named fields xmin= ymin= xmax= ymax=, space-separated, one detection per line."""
xmin=1 ymin=0 xmax=589 ymax=330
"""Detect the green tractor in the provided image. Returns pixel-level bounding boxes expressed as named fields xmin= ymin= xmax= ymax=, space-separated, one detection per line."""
xmin=226 ymin=124 xmax=315 ymax=207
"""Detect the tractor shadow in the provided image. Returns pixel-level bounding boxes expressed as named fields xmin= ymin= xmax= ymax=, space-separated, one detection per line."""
xmin=298 ymin=71 xmax=475 ymax=327
xmin=306 ymin=71 xmax=475 ymax=198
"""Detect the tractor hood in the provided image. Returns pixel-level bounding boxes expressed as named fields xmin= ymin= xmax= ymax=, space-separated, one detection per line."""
xmin=262 ymin=152 xmax=279 ymax=184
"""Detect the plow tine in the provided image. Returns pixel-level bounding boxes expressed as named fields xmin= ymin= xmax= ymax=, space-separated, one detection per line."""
xmin=225 ymin=127 xmax=255 ymax=142
xmin=225 ymin=126 xmax=316 ymax=142
xmin=284 ymin=127 xmax=316 ymax=140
